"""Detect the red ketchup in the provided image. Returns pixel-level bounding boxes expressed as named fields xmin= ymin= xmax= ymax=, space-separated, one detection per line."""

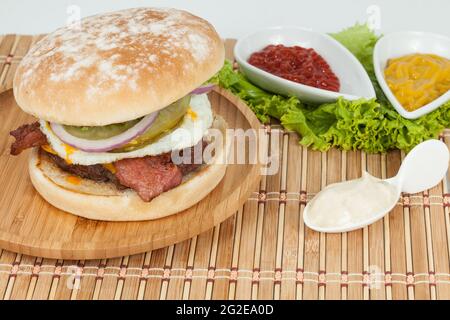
xmin=248 ymin=44 xmax=340 ymax=92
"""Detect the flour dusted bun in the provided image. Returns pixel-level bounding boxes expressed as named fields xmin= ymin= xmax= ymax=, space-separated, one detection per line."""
xmin=28 ymin=117 xmax=230 ymax=221
xmin=13 ymin=8 xmax=224 ymax=126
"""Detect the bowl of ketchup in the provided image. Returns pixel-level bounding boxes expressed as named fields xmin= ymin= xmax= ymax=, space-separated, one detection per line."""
xmin=234 ymin=26 xmax=375 ymax=103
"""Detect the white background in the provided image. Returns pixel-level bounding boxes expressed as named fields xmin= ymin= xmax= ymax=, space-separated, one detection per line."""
xmin=0 ymin=0 xmax=449 ymax=38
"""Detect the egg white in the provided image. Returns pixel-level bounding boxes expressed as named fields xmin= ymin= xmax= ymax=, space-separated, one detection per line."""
xmin=40 ymin=94 xmax=213 ymax=165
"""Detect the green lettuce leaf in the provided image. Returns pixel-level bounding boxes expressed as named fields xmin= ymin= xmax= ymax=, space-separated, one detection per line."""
xmin=211 ymin=25 xmax=450 ymax=153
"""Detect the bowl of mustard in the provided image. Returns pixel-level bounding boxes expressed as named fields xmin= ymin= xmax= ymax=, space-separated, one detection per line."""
xmin=373 ymin=31 xmax=450 ymax=119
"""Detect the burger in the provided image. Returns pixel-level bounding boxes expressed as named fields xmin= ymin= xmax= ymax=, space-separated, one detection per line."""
xmin=9 ymin=8 xmax=229 ymax=221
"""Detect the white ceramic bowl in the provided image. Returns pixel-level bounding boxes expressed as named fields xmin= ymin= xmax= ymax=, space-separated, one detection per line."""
xmin=373 ymin=31 xmax=450 ymax=119
xmin=234 ymin=26 xmax=376 ymax=103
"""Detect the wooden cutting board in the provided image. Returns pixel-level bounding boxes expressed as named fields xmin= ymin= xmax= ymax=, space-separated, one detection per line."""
xmin=0 ymin=87 xmax=262 ymax=260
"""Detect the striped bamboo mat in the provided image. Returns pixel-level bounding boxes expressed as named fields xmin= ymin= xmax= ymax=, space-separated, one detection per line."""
xmin=0 ymin=34 xmax=449 ymax=300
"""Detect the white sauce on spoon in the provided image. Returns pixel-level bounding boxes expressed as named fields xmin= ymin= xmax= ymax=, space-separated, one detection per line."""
xmin=306 ymin=171 xmax=399 ymax=229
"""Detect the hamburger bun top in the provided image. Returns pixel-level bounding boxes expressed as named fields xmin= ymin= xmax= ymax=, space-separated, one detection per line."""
xmin=13 ymin=7 xmax=224 ymax=126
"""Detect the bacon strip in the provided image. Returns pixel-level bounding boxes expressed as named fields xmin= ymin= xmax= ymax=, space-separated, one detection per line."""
xmin=10 ymin=122 xmax=47 ymax=155
xmin=114 ymin=141 xmax=207 ymax=201
xmin=114 ymin=153 xmax=183 ymax=202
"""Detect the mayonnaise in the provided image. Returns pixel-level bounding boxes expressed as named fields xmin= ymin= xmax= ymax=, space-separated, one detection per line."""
xmin=306 ymin=171 xmax=399 ymax=229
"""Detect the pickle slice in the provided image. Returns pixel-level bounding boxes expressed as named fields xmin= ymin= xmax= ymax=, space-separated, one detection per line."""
xmin=61 ymin=95 xmax=190 ymax=147
xmin=63 ymin=118 xmax=142 ymax=140
xmin=111 ymin=95 xmax=191 ymax=152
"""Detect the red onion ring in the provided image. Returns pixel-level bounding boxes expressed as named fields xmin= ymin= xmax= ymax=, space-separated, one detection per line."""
xmin=191 ymin=84 xmax=215 ymax=95
xmin=50 ymin=111 xmax=159 ymax=153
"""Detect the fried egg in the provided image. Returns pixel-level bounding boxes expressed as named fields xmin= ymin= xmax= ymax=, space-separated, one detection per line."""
xmin=40 ymin=94 xmax=213 ymax=165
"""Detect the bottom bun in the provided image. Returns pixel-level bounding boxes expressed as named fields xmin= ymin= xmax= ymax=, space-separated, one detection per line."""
xmin=29 ymin=116 xmax=230 ymax=221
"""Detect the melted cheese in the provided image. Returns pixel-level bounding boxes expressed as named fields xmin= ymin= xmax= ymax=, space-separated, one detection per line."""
xmin=41 ymin=144 xmax=57 ymax=155
xmin=66 ymin=175 xmax=81 ymax=185
xmin=102 ymin=163 xmax=116 ymax=174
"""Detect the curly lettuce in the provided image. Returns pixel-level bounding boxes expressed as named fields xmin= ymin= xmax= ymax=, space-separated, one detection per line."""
xmin=210 ymin=25 xmax=450 ymax=153
xmin=330 ymin=24 xmax=387 ymax=103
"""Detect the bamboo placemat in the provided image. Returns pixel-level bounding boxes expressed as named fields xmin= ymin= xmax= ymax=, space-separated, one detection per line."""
xmin=0 ymin=34 xmax=449 ymax=300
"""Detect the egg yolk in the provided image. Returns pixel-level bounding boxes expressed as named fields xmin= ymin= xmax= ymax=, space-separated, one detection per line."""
xmin=64 ymin=144 xmax=76 ymax=164
xmin=186 ymin=107 xmax=198 ymax=120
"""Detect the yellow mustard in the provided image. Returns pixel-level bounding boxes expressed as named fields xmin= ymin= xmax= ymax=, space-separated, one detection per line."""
xmin=384 ymin=53 xmax=450 ymax=111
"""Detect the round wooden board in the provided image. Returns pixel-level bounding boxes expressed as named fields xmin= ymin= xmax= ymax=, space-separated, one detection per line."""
xmin=0 ymin=88 xmax=262 ymax=259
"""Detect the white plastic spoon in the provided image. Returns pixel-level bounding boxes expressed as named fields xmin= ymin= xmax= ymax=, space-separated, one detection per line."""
xmin=303 ymin=140 xmax=449 ymax=233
